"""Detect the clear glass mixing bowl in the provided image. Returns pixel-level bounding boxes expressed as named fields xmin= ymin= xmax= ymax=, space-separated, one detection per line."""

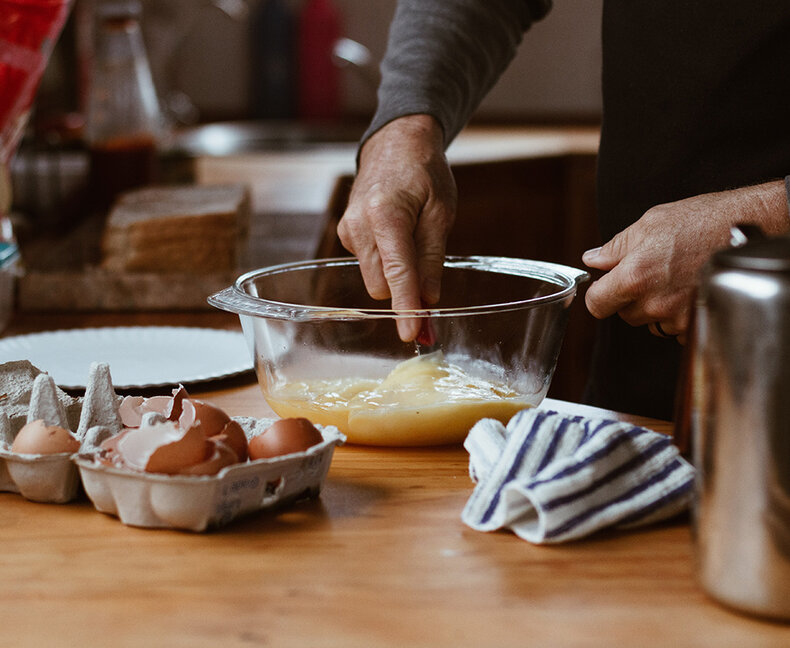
xmin=209 ymin=256 xmax=589 ymax=446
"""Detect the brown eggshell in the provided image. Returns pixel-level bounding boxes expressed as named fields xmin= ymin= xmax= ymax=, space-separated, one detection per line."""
xmin=183 ymin=399 xmax=230 ymax=437
xmin=11 ymin=419 xmax=81 ymax=455
xmin=142 ymin=395 xmax=175 ymax=418
xmin=176 ymin=399 xmax=247 ymax=459
xmin=119 ymin=394 xmax=179 ymax=429
xmin=248 ymin=418 xmax=323 ymax=460
xmin=97 ymin=429 xmax=131 ymax=467
xmin=177 ymin=438 xmax=239 ymax=476
xmin=177 ymin=398 xmax=198 ymax=430
xmin=117 ymin=421 xmax=210 ymax=475
xmin=212 ymin=419 xmax=248 ymax=462
xmin=118 ymin=396 xmax=146 ymax=427
xmin=168 ymin=385 xmax=189 ymax=420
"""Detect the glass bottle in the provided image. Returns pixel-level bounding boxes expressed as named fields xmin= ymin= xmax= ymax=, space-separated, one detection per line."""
xmin=85 ymin=0 xmax=162 ymax=212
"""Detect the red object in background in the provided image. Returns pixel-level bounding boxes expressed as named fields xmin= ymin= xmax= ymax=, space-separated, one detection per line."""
xmin=297 ymin=0 xmax=341 ymax=120
xmin=0 ymin=0 xmax=72 ymax=162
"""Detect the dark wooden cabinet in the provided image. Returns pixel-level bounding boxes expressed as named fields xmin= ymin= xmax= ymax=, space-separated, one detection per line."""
xmin=450 ymin=154 xmax=600 ymax=402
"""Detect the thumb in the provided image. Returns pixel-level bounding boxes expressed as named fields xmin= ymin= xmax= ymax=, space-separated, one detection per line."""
xmin=582 ymin=233 xmax=627 ymax=271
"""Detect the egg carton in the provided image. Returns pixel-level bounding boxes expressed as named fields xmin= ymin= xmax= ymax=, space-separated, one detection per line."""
xmin=75 ymin=420 xmax=344 ymax=532
xmin=0 ymin=360 xmax=122 ymax=503
xmin=0 ymin=360 xmax=346 ymax=528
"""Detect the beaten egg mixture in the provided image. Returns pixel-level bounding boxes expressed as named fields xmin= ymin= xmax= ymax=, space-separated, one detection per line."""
xmin=263 ymin=351 xmax=532 ymax=445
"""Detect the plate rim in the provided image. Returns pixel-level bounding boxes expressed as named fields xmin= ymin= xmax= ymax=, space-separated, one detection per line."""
xmin=0 ymin=325 xmax=253 ymax=389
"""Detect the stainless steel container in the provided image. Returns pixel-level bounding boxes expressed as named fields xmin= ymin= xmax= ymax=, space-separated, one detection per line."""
xmin=693 ymin=227 xmax=790 ymax=619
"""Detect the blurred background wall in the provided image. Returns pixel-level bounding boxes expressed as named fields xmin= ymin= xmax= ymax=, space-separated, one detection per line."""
xmin=140 ymin=0 xmax=603 ymax=125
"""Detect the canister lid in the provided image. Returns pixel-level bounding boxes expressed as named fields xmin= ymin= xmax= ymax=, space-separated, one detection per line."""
xmin=714 ymin=236 xmax=790 ymax=272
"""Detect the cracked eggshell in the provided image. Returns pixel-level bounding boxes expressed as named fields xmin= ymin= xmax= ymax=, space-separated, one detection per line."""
xmin=76 ymin=420 xmax=346 ymax=531
xmin=117 ymin=421 xmax=210 ymax=475
xmin=179 ymin=399 xmax=248 ymax=461
xmin=1 ymin=360 xmax=347 ymax=524
xmin=214 ymin=419 xmax=248 ymax=462
xmin=180 ymin=398 xmax=229 ymax=436
xmin=118 ymin=395 xmax=173 ymax=428
xmin=177 ymin=438 xmax=238 ymax=476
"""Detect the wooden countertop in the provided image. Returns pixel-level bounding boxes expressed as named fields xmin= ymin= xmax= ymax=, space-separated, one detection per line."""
xmin=1 ymin=312 xmax=788 ymax=647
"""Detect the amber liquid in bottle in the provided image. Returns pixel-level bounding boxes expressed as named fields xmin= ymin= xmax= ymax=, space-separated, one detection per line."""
xmin=88 ymin=134 xmax=157 ymax=212
xmin=85 ymin=2 xmax=162 ymax=213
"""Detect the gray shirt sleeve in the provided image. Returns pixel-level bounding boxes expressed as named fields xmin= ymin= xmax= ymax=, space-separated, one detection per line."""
xmin=362 ymin=0 xmax=552 ymax=148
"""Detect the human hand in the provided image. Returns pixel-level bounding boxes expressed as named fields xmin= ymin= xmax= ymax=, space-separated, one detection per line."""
xmin=337 ymin=114 xmax=457 ymax=341
xmin=582 ymin=181 xmax=789 ymax=344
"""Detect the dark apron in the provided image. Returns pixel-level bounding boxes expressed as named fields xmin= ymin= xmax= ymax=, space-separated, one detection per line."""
xmin=585 ymin=1 xmax=790 ymax=419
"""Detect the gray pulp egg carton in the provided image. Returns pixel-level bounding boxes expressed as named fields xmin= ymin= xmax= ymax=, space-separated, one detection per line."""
xmin=75 ymin=420 xmax=344 ymax=532
xmin=0 ymin=360 xmax=122 ymax=503
xmin=0 ymin=359 xmax=345 ymax=530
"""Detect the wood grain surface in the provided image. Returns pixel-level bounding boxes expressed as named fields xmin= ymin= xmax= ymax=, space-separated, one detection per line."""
xmin=1 ymin=312 xmax=788 ymax=647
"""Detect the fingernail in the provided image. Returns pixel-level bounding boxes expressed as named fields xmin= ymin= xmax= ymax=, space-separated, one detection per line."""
xmin=582 ymin=247 xmax=601 ymax=263
xmin=397 ymin=317 xmax=421 ymax=343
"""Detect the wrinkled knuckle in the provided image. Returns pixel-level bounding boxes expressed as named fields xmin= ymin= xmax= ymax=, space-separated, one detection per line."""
xmin=607 ymin=231 xmax=633 ymax=259
xmin=336 ymin=214 xmax=366 ymax=252
xmin=641 ymin=303 xmax=666 ymax=323
xmin=420 ymin=242 xmax=447 ymax=263
xmin=370 ymin=192 xmax=421 ymax=230
xmin=336 ymin=217 xmax=352 ymax=244
xmin=380 ymin=260 xmax=413 ymax=295
xmin=642 ymin=203 xmax=668 ymax=221
xmin=584 ymin=291 xmax=606 ymax=319
xmin=367 ymin=282 xmax=391 ymax=301
xmin=642 ymin=293 xmax=683 ymax=324
xmin=364 ymin=190 xmax=394 ymax=219
xmin=620 ymin=264 xmax=654 ymax=296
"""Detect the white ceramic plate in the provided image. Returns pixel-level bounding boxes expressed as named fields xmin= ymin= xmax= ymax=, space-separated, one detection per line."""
xmin=0 ymin=326 xmax=253 ymax=389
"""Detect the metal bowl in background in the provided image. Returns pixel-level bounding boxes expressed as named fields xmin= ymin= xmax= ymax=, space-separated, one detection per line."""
xmin=163 ymin=119 xmax=365 ymax=156
xmin=210 ymin=256 xmax=590 ymax=446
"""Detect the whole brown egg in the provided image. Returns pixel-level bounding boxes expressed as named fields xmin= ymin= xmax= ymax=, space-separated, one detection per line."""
xmin=248 ymin=418 xmax=323 ymax=460
xmin=11 ymin=419 xmax=81 ymax=455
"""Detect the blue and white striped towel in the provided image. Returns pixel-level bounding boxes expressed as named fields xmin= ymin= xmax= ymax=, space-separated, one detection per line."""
xmin=461 ymin=408 xmax=695 ymax=544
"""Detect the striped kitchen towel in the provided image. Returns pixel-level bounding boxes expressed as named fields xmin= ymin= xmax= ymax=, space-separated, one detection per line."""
xmin=461 ymin=408 xmax=695 ymax=543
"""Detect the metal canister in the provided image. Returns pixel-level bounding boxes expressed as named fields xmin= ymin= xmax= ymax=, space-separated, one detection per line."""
xmin=693 ymin=226 xmax=790 ymax=619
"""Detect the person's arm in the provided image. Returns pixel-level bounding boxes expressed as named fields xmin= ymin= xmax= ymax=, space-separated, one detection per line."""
xmin=338 ymin=0 xmax=551 ymax=341
xmin=364 ymin=0 xmax=550 ymax=147
xmin=582 ymin=180 xmax=790 ymax=344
